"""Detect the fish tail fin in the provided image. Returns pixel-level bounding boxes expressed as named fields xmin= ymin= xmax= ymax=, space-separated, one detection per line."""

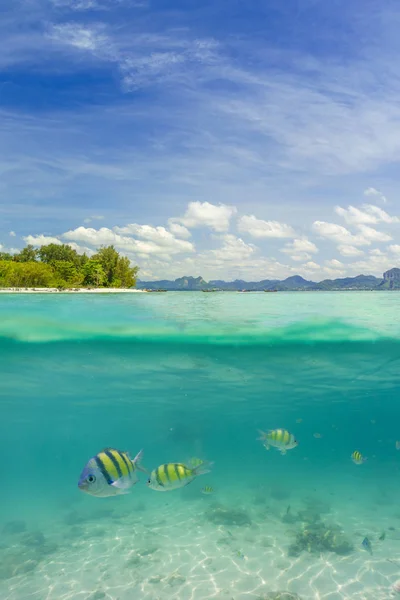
xmin=132 ymin=449 xmax=150 ymax=475
xmin=193 ymin=460 xmax=213 ymax=476
xmin=257 ymin=429 xmax=268 ymax=441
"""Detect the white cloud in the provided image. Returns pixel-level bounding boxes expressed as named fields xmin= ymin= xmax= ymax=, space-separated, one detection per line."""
xmin=312 ymin=221 xmax=364 ymax=246
xmin=302 ymin=261 xmax=320 ymax=270
xmin=280 ymin=237 xmax=318 ymax=261
xmin=208 ymin=234 xmax=255 ymax=262
xmin=312 ymin=220 xmax=391 ymax=246
xmin=83 ymin=215 xmax=105 ymax=224
xmin=23 ymin=235 xmax=63 ymax=246
xmin=9 ymin=231 xmax=16 ymax=237
xmin=325 ymin=259 xmax=344 ymax=269
xmin=176 ymin=201 xmax=236 ymax=233
xmin=113 ymin=223 xmax=194 ymax=253
xmin=167 ymin=221 xmax=191 ymax=239
xmin=357 ymin=224 xmax=392 ymax=243
xmin=48 ymin=24 xmax=110 ymax=52
xmin=335 ymin=203 xmax=399 ymax=225
xmin=238 ymin=215 xmax=295 ymax=239
xmin=364 ymin=188 xmax=387 ymax=204
xmin=337 ymin=245 xmax=364 ymax=257
xmin=63 ymin=224 xmax=194 ymax=256
xmin=388 ymin=244 xmax=400 ymax=254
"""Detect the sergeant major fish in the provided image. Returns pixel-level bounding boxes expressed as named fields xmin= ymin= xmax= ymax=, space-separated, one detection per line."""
xmin=147 ymin=461 xmax=212 ymax=491
xmin=257 ymin=429 xmax=298 ymax=455
xmin=201 ymin=485 xmax=214 ymax=495
xmin=351 ymin=451 xmax=367 ymax=465
xmin=78 ymin=448 xmax=147 ymax=497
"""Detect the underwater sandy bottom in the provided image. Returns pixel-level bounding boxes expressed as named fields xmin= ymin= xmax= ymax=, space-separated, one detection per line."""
xmin=1 ymin=486 xmax=400 ymax=600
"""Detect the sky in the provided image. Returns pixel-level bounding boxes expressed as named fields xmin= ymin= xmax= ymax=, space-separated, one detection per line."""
xmin=2 ymin=0 xmax=400 ymax=281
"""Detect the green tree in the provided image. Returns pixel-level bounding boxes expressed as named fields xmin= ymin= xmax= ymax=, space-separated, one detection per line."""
xmin=82 ymin=259 xmax=106 ymax=287
xmin=13 ymin=245 xmax=38 ymax=263
xmin=0 ymin=252 xmax=13 ymax=261
xmin=52 ymin=261 xmax=84 ymax=286
xmin=113 ymin=256 xmax=139 ymax=288
xmin=0 ymin=261 xmax=55 ymax=287
xmin=38 ymin=243 xmax=81 ymax=266
xmin=92 ymin=246 xmax=138 ymax=288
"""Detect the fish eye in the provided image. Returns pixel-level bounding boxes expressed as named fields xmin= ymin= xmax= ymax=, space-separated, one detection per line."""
xmin=87 ymin=475 xmax=96 ymax=483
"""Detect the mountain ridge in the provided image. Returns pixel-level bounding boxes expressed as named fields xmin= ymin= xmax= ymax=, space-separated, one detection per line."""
xmin=137 ymin=268 xmax=400 ymax=291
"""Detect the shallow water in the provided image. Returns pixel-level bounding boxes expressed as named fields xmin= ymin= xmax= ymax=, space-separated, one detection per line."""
xmin=1 ymin=292 xmax=400 ymax=599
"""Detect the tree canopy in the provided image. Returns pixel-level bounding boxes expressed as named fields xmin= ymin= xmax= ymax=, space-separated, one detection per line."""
xmin=0 ymin=244 xmax=139 ymax=289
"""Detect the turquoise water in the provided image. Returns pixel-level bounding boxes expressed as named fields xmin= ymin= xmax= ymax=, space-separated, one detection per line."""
xmin=1 ymin=292 xmax=400 ymax=599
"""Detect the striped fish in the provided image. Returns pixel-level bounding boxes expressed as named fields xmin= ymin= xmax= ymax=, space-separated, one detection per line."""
xmin=78 ymin=447 xmax=147 ymax=497
xmin=351 ymin=450 xmax=367 ymax=465
xmin=257 ymin=429 xmax=298 ymax=455
xmin=201 ymin=485 xmax=214 ymax=495
xmin=147 ymin=461 xmax=212 ymax=492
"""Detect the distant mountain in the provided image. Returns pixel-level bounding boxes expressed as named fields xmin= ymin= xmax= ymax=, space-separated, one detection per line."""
xmin=137 ymin=276 xmax=208 ymax=290
xmin=379 ymin=268 xmax=400 ymax=289
xmin=318 ymin=274 xmax=382 ymax=291
xmin=137 ymin=272 xmax=392 ymax=291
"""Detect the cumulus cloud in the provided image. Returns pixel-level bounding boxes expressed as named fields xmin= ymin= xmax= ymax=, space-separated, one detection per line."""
xmin=337 ymin=245 xmax=364 ymax=257
xmin=238 ymin=215 xmax=295 ymax=238
xmin=325 ymin=259 xmax=344 ymax=269
xmin=168 ymin=222 xmax=191 ymax=239
xmin=175 ymin=201 xmax=236 ymax=233
xmin=63 ymin=224 xmax=194 ymax=256
xmin=23 ymin=235 xmax=63 ymax=246
xmin=9 ymin=231 xmax=16 ymax=237
xmin=281 ymin=237 xmax=318 ymax=261
xmin=113 ymin=223 xmax=194 ymax=253
xmin=312 ymin=221 xmax=391 ymax=246
xmin=357 ymin=225 xmax=392 ymax=243
xmin=335 ymin=203 xmax=399 ymax=225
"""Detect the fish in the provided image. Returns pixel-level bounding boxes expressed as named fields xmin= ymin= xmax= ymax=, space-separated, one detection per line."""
xmin=201 ymin=485 xmax=214 ymax=495
xmin=188 ymin=457 xmax=204 ymax=468
xmin=257 ymin=429 xmax=298 ymax=455
xmin=362 ymin=537 xmax=372 ymax=555
xmin=78 ymin=448 xmax=147 ymax=498
xmin=396 ymin=441 xmax=400 ymax=450
xmin=379 ymin=531 xmax=386 ymax=541
xmin=147 ymin=461 xmax=213 ymax=491
xmin=351 ymin=451 xmax=367 ymax=465
xmin=313 ymin=433 xmax=323 ymax=439
xmin=286 ymin=505 xmax=291 ymax=515
xmin=235 ymin=550 xmax=245 ymax=560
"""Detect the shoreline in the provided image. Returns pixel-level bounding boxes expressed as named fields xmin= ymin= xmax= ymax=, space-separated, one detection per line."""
xmin=0 ymin=287 xmax=146 ymax=294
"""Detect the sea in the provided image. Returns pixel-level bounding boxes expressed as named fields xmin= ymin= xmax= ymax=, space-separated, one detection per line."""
xmin=1 ymin=291 xmax=400 ymax=600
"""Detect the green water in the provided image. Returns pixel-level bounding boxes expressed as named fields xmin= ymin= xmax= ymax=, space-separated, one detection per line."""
xmin=1 ymin=292 xmax=400 ymax=599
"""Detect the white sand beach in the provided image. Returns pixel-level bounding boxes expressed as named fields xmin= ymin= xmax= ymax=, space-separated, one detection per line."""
xmin=0 ymin=288 xmax=146 ymax=293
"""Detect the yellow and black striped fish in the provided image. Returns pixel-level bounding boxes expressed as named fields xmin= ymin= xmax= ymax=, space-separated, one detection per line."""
xmin=78 ymin=448 xmax=147 ymax=497
xmin=201 ymin=485 xmax=214 ymax=495
xmin=351 ymin=450 xmax=367 ymax=465
xmin=257 ymin=429 xmax=298 ymax=455
xmin=147 ymin=461 xmax=212 ymax=492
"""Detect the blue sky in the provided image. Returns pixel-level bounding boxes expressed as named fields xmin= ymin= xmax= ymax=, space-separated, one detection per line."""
xmin=2 ymin=0 xmax=400 ymax=281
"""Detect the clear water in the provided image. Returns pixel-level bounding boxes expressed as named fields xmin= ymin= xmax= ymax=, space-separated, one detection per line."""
xmin=1 ymin=292 xmax=400 ymax=599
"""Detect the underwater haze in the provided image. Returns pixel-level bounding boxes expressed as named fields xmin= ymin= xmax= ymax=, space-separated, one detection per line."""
xmin=1 ymin=292 xmax=400 ymax=600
